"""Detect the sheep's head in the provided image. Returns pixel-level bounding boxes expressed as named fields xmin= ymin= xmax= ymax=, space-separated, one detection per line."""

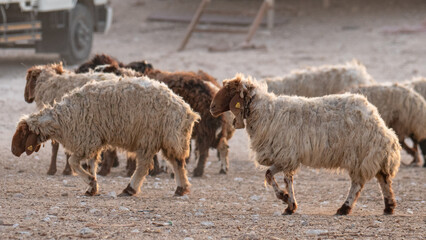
xmin=125 ymin=60 xmax=154 ymax=74
xmin=94 ymin=63 xmax=123 ymax=76
xmin=210 ymin=74 xmax=253 ymax=129
xmin=75 ymin=54 xmax=122 ymax=73
xmin=25 ymin=63 xmax=63 ymax=103
xmin=11 ymin=121 xmax=41 ymax=157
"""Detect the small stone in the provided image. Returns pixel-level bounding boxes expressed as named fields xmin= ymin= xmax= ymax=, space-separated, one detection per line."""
xmin=89 ymin=208 xmax=99 ymax=214
xmin=79 ymin=227 xmax=94 ymax=235
xmin=406 ymin=209 xmax=413 ymax=214
xmin=305 ymin=229 xmax=328 ymax=235
xmin=80 ymin=201 xmax=87 ymax=206
xmin=199 ymin=198 xmax=206 ymax=201
xmin=234 ymin=177 xmax=243 ymax=182
xmin=374 ymin=220 xmax=382 ymax=224
xmin=131 ymin=229 xmax=140 ymax=233
xmin=320 ymin=201 xmax=329 ymax=205
xmin=184 ymin=238 xmax=194 ymax=240
xmin=62 ymin=180 xmax=68 ymax=185
xmin=13 ymin=223 xmax=19 ymax=228
xmin=61 ymin=193 xmax=68 ymax=197
xmin=42 ymin=216 xmax=50 ymax=222
xmin=34 ymin=156 xmax=40 ymax=160
xmin=201 ymin=221 xmax=214 ymax=227
xmin=19 ymin=231 xmax=31 ymax=235
xmin=273 ymin=211 xmax=281 ymax=216
xmin=178 ymin=195 xmax=189 ymax=200
xmin=108 ymin=191 xmax=117 ymax=198
xmin=195 ymin=212 xmax=204 ymax=216
xmin=395 ymin=196 xmax=401 ymax=201
xmin=250 ymin=195 xmax=261 ymax=201
xmin=13 ymin=193 xmax=24 ymax=198
xmin=119 ymin=206 xmax=130 ymax=211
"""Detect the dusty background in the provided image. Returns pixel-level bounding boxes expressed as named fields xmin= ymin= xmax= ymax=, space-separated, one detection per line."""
xmin=0 ymin=0 xmax=425 ymax=239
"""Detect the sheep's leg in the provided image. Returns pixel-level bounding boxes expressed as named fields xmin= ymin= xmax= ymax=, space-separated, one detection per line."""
xmin=47 ymin=141 xmax=59 ymax=175
xmin=336 ymin=181 xmax=364 ymax=215
xmin=400 ymin=139 xmax=421 ymax=165
xmin=62 ymin=153 xmax=74 ymax=175
xmin=376 ymin=171 xmax=396 ymax=215
xmin=420 ymin=140 xmax=426 ymax=167
xmin=193 ymin=141 xmax=209 ymax=177
xmin=68 ymin=155 xmax=98 ymax=196
xmin=126 ymin=154 xmax=136 ymax=177
xmin=283 ymin=174 xmax=297 ymax=215
xmin=119 ymin=151 xmax=155 ymax=197
xmin=98 ymin=149 xmax=116 ymax=176
xmin=170 ymin=158 xmax=190 ymax=196
xmin=149 ymin=155 xmax=162 ymax=176
xmin=217 ymin=138 xmax=229 ymax=174
xmin=265 ymin=165 xmax=288 ymax=204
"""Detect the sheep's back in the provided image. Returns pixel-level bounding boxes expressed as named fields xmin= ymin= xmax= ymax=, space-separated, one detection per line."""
xmin=264 ymin=62 xmax=374 ymax=97
xmin=247 ymin=93 xmax=399 ymax=180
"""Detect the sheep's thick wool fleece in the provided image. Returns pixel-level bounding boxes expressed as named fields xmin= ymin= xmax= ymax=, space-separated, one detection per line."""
xmin=23 ymin=77 xmax=200 ymax=160
xmin=264 ymin=61 xmax=375 ymax=97
xmin=404 ymin=77 xmax=426 ymax=100
xmin=242 ymin=80 xmax=400 ymax=182
xmin=34 ymin=68 xmax=119 ymax=109
xmin=349 ymin=84 xmax=426 ymax=141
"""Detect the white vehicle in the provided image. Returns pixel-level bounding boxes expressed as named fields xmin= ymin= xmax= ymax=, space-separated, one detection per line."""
xmin=0 ymin=0 xmax=112 ymax=64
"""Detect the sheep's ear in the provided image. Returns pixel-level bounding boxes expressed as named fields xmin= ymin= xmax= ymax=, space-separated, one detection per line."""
xmin=229 ymin=95 xmax=245 ymax=129
xmin=25 ymin=132 xmax=39 ymax=155
xmin=54 ymin=62 xmax=64 ymax=74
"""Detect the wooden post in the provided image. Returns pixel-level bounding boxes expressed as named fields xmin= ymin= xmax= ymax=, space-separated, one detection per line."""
xmin=245 ymin=0 xmax=272 ymax=44
xmin=267 ymin=0 xmax=275 ymax=30
xmin=178 ymin=0 xmax=211 ymax=51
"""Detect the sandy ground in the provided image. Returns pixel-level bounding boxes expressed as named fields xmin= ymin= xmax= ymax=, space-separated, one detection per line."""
xmin=0 ymin=0 xmax=425 ymax=239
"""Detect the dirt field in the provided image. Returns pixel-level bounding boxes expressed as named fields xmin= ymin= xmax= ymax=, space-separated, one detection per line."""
xmin=1 ymin=0 xmax=425 ymax=239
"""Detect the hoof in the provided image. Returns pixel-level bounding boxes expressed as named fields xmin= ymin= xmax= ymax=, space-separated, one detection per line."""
xmin=170 ymin=173 xmax=175 ymax=179
xmin=383 ymin=208 xmax=394 ymax=215
xmin=119 ymin=184 xmax=137 ymax=197
xmin=277 ymin=191 xmax=289 ymax=204
xmin=112 ymin=158 xmax=120 ymax=168
xmin=47 ymin=168 xmax=57 ymax=175
xmin=282 ymin=207 xmax=295 ymax=215
xmin=193 ymin=168 xmax=204 ymax=177
xmin=335 ymin=205 xmax=352 ymax=215
xmin=174 ymin=186 xmax=190 ymax=196
xmin=219 ymin=169 xmax=227 ymax=174
xmin=97 ymin=169 xmax=110 ymax=176
xmin=85 ymin=188 xmax=98 ymax=196
xmin=62 ymin=168 xmax=73 ymax=176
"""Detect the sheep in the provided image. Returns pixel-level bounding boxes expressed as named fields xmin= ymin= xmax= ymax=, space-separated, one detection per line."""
xmin=12 ymin=77 xmax=200 ymax=196
xmin=263 ymin=60 xmax=375 ymax=97
xmin=75 ymin=54 xmax=124 ymax=74
xmin=94 ymin=62 xmax=236 ymax=176
xmin=24 ymin=63 xmax=120 ymax=175
xmin=210 ymin=74 xmax=401 ymax=215
xmin=402 ymin=77 xmax=426 ymax=167
xmin=347 ymin=84 xmax=426 ymax=165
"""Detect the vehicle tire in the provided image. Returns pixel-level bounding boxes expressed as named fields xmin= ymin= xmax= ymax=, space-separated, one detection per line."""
xmin=60 ymin=4 xmax=93 ymax=65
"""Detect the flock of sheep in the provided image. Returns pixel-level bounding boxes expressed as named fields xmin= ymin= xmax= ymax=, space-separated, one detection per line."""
xmin=10 ymin=54 xmax=426 ymax=216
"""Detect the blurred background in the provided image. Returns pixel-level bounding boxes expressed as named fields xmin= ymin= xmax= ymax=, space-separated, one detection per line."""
xmin=1 ymin=0 xmax=425 ymax=82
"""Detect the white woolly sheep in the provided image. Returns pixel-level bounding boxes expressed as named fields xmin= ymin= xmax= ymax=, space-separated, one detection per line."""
xmin=263 ymin=60 xmax=375 ymax=97
xmin=403 ymin=77 xmax=426 ymax=167
xmin=210 ymin=74 xmax=401 ymax=215
xmin=13 ymin=77 xmax=200 ymax=196
xmin=25 ymin=63 xmax=120 ymax=175
xmin=94 ymin=62 xmax=236 ymax=176
xmin=348 ymin=84 xmax=426 ymax=165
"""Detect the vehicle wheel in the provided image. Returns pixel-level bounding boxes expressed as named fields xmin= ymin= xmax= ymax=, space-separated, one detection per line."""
xmin=60 ymin=4 xmax=93 ymax=65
